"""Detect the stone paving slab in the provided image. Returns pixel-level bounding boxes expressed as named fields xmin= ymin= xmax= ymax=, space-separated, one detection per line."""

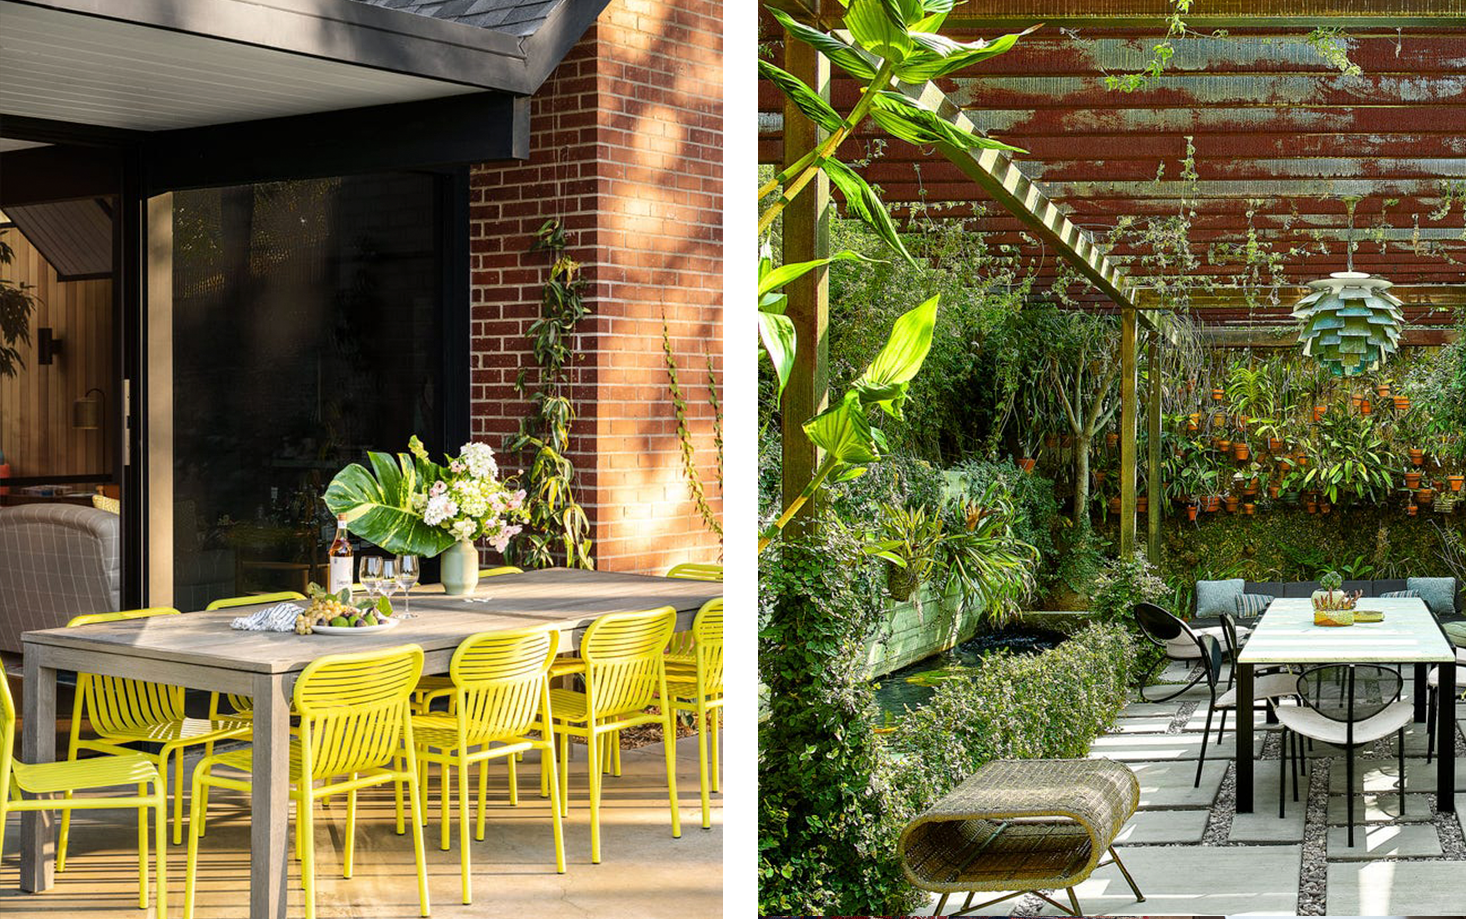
xmin=1228 ymin=767 xmax=1306 ymax=843
xmin=1024 ymin=845 xmax=1301 ymax=916
xmin=1327 ymin=860 xmax=1466 ymax=914
xmin=1089 ymin=732 xmax=1234 ymax=762
xmin=1128 ymin=760 xmax=1225 ymax=809
xmin=1111 ymin=807 xmax=1209 ymax=844
xmin=1109 ymin=715 xmax=1178 ymax=734
xmin=1182 ymin=705 xmax=1276 ymax=733
xmin=1120 ymin=702 xmax=1183 ymax=718
xmin=1325 ymin=791 xmax=1433 ymax=824
xmin=1326 ymin=757 xmax=1452 ymax=794
xmin=1325 ymin=821 xmax=1443 ymax=859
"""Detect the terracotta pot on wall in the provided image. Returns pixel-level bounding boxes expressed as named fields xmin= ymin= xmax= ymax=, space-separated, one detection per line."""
xmin=1204 ymin=495 xmax=1222 ymax=512
xmin=1187 ymin=504 xmax=1199 ymax=521
xmin=1106 ymin=432 xmax=1119 ymax=448
xmin=1136 ymin=496 xmax=1148 ymax=514
xmin=1306 ymin=499 xmax=1318 ymax=514
xmin=1349 ymin=393 xmax=1365 ymax=411
xmin=1409 ymin=448 xmax=1425 ymax=466
xmin=1243 ymin=502 xmax=1255 ymax=515
xmin=1093 ymin=471 xmax=1107 ymax=487
xmin=1216 ymin=439 xmax=1232 ymax=453
xmin=1451 ymin=475 xmax=1464 ymax=492
xmin=1186 ymin=419 xmax=1200 ymax=433
xmin=1419 ymin=487 xmax=1437 ymax=505
xmin=1313 ymin=405 xmax=1328 ymax=422
xmin=1378 ymin=384 xmax=1392 ymax=400
xmin=1267 ymin=438 xmax=1285 ymax=453
xmin=1295 ymin=454 xmax=1310 ymax=468
xmin=1408 ymin=503 xmax=1419 ymax=516
xmin=1212 ymin=387 xmax=1225 ymax=401
xmin=1395 ymin=395 xmax=1412 ymax=413
xmin=1360 ymin=399 xmax=1372 ymax=416
xmin=1234 ymin=443 xmax=1250 ymax=461
xmin=1405 ymin=471 xmax=1423 ymax=489
xmin=1267 ymin=485 xmax=1281 ymax=499
xmin=1108 ymin=496 xmax=1122 ymax=514
xmin=1320 ymin=502 xmax=1332 ymax=515
xmin=1224 ymin=495 xmax=1239 ymax=512
xmin=1018 ymin=457 xmax=1037 ymax=473
xmin=1235 ymin=414 xmax=1249 ymax=431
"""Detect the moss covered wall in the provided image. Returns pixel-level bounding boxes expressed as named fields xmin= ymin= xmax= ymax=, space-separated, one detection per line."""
xmin=1099 ymin=504 xmax=1463 ymax=584
xmin=862 ymin=585 xmax=976 ymax=679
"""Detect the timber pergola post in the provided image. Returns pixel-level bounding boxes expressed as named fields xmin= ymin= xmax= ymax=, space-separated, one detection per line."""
xmin=1147 ymin=331 xmax=1163 ymax=561
xmin=1119 ymin=307 xmax=1138 ymax=555
xmin=779 ymin=12 xmax=831 ymax=536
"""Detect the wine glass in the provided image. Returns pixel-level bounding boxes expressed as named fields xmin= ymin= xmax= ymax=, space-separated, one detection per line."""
xmin=396 ymin=555 xmax=421 ymax=619
xmin=360 ymin=556 xmax=384 ymax=603
xmin=379 ymin=557 xmax=399 ymax=617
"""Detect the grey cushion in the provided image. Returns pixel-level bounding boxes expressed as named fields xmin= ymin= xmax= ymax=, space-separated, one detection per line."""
xmin=0 ymin=504 xmax=121 ymax=655
xmin=1408 ymin=577 xmax=1458 ymax=618
xmin=1443 ymin=621 xmax=1466 ymax=649
xmin=1381 ymin=589 xmax=1420 ymax=599
xmin=1196 ymin=578 xmax=1245 ymax=618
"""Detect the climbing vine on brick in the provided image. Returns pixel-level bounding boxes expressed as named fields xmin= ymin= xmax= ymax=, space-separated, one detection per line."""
xmin=505 ymin=219 xmax=594 ymax=569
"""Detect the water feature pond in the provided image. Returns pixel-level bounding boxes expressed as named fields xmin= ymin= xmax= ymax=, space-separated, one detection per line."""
xmin=872 ymin=623 xmax=1068 ymax=721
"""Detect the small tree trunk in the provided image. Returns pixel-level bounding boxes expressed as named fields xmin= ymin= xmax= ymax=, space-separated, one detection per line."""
xmin=1073 ymin=432 xmax=1092 ymax=526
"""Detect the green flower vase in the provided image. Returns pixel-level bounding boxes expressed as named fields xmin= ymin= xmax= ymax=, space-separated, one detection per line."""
xmin=441 ymin=539 xmax=480 ymax=596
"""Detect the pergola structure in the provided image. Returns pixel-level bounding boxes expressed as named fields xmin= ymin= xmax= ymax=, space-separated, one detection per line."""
xmin=760 ymin=0 xmax=1466 ymax=559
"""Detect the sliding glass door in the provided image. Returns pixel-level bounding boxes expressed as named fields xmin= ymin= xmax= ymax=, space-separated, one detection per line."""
xmin=152 ymin=172 xmax=451 ymax=608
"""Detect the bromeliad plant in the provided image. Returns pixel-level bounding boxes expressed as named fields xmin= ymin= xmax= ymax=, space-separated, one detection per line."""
xmin=325 ymin=436 xmax=528 ymax=557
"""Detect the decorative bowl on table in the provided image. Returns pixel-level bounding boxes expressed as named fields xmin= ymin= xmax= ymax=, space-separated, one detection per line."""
xmin=314 ymin=615 xmax=399 ymax=635
xmin=1353 ymin=609 xmax=1385 ymax=623
xmin=1312 ymin=577 xmax=1360 ymax=627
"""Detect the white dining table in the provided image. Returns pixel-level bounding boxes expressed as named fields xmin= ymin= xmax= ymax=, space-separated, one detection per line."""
xmin=1234 ymin=595 xmax=1457 ymax=813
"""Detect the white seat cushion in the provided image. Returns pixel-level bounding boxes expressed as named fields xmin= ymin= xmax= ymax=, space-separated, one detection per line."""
xmin=1215 ymin=671 xmax=1299 ymax=709
xmin=1275 ymin=699 xmax=1414 ymax=747
xmin=1166 ymin=624 xmax=1252 ymax=660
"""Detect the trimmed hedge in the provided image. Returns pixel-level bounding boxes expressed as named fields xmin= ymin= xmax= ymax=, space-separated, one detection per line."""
xmin=884 ymin=622 xmax=1139 ymax=822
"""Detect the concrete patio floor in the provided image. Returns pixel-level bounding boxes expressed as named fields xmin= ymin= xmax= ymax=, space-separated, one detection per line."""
xmin=1 ymin=735 xmax=721 ymax=918
xmin=914 ymin=660 xmax=1466 ymax=916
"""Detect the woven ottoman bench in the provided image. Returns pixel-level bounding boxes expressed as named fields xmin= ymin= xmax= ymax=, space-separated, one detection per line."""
xmin=897 ymin=758 xmax=1144 ymax=916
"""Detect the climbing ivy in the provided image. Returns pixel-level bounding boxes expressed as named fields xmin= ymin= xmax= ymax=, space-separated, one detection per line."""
xmin=661 ymin=315 xmax=723 ymax=541
xmin=504 ymin=219 xmax=594 ymax=570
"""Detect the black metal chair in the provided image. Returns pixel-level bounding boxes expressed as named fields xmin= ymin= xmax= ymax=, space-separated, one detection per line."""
xmin=1276 ymin=664 xmax=1413 ymax=846
xmin=1134 ymin=603 xmax=1297 ymax=787
xmin=1424 ymin=647 xmax=1466 ymax=763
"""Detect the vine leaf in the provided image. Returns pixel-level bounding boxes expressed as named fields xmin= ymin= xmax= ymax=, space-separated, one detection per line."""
xmin=325 ymin=454 xmax=456 ymax=557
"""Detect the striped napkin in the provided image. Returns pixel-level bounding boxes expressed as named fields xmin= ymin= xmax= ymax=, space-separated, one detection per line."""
xmin=230 ymin=602 xmax=303 ymax=632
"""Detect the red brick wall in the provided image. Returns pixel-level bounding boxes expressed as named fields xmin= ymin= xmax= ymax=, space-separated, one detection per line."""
xmin=468 ymin=0 xmax=723 ymax=574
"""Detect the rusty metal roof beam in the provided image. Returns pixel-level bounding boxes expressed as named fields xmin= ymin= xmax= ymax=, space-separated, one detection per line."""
xmin=940 ymin=0 xmax=1466 ymax=29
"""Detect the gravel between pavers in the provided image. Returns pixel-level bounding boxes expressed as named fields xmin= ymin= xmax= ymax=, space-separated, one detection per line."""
xmin=1297 ymin=755 xmax=1330 ymax=915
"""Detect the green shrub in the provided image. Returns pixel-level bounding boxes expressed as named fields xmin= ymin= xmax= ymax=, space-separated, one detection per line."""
xmin=758 ymin=521 xmax=908 ymax=915
xmin=885 ymin=623 xmax=1138 ymax=833
xmin=1090 ymin=551 xmax=1171 ymax=629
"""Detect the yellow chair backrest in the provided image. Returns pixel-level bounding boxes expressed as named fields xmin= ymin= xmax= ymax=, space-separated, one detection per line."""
xmin=479 ymin=566 xmax=523 ymax=578
xmin=294 ymin=645 xmax=423 ymax=778
xmin=582 ymin=607 xmax=676 ymax=717
xmin=0 ymin=668 xmax=15 ymax=792
xmin=450 ymin=627 xmax=559 ymax=743
xmin=206 ymin=591 xmax=305 ymax=611
xmin=666 ymin=563 xmax=721 ymax=582
xmin=68 ymin=608 xmax=184 ymax=733
xmin=693 ymin=598 xmax=723 ymax=695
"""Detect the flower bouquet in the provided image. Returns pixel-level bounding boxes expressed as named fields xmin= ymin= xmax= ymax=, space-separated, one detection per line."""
xmin=325 ymin=436 xmax=527 ymax=594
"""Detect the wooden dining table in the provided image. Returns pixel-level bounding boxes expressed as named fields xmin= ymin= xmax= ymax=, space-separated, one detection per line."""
xmin=18 ymin=567 xmax=721 ymax=919
xmin=1234 ymin=595 xmax=1457 ymax=814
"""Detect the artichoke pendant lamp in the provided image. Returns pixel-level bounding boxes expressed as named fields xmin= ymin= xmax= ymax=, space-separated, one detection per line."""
xmin=1292 ymin=201 xmax=1405 ymax=377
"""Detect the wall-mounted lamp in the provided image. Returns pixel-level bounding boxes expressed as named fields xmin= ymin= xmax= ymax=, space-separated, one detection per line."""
xmin=37 ymin=327 xmax=62 ymax=365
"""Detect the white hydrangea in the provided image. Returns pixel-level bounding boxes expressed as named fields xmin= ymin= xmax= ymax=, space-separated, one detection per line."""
xmin=459 ymin=441 xmax=499 ymax=480
xmin=449 ymin=518 xmax=477 ymax=541
xmin=423 ymin=494 xmax=458 ymax=526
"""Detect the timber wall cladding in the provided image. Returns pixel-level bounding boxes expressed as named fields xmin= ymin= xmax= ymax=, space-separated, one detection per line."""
xmin=468 ymin=0 xmax=723 ymax=574
xmin=0 ymin=226 xmax=113 ymax=478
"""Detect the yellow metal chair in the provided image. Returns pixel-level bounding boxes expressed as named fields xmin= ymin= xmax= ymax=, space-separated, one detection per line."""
xmin=1 ymin=663 xmax=169 ymax=913
xmin=665 ymin=563 xmax=721 ymax=668
xmin=183 ymin=644 xmax=431 ymax=919
xmin=60 ymin=608 xmax=253 ymax=854
xmin=664 ymin=598 xmax=722 ymax=829
xmin=411 ymin=567 xmax=524 ymax=712
xmin=204 ymin=592 xmax=307 ymax=720
xmin=411 ymin=626 xmax=565 ymax=904
xmin=542 ymin=606 xmax=681 ymax=863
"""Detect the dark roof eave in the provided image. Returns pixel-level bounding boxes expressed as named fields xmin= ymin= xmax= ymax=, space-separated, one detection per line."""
xmin=8 ymin=0 xmax=544 ymax=94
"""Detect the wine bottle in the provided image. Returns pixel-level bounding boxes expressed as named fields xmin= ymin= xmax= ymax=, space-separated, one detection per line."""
xmin=328 ymin=513 xmax=354 ymax=598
